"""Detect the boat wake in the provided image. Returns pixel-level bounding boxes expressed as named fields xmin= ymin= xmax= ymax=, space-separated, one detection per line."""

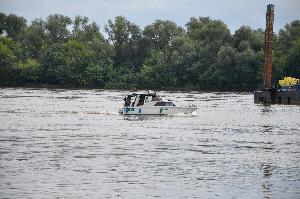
xmin=58 ymin=110 xmax=119 ymax=116
xmin=172 ymin=112 xmax=197 ymax=117
xmin=86 ymin=111 xmax=119 ymax=115
xmin=122 ymin=112 xmax=197 ymax=121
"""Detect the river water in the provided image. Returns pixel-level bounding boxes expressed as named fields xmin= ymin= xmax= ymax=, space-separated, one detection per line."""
xmin=0 ymin=88 xmax=299 ymax=198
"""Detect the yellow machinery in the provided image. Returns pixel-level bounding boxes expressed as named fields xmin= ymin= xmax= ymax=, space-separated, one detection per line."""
xmin=278 ymin=77 xmax=300 ymax=87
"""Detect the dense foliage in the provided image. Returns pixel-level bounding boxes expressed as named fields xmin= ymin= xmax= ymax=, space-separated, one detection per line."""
xmin=0 ymin=13 xmax=299 ymax=90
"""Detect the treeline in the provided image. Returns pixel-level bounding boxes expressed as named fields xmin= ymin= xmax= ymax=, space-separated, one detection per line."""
xmin=0 ymin=13 xmax=299 ymax=90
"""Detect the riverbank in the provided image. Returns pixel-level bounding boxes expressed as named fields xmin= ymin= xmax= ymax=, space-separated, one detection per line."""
xmin=0 ymin=83 xmax=256 ymax=93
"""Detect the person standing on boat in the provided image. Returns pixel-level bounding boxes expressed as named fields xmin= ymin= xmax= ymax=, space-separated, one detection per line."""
xmin=123 ymin=96 xmax=131 ymax=106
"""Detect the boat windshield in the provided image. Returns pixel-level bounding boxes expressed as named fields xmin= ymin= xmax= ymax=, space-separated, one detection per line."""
xmin=154 ymin=102 xmax=176 ymax=106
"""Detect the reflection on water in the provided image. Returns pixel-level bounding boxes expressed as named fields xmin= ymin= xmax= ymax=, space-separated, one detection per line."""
xmin=0 ymin=88 xmax=299 ymax=198
xmin=260 ymin=121 xmax=274 ymax=199
xmin=123 ymin=113 xmax=196 ymax=121
xmin=261 ymin=163 xmax=273 ymax=199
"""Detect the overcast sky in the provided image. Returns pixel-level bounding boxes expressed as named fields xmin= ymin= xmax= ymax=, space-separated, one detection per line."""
xmin=0 ymin=0 xmax=299 ymax=34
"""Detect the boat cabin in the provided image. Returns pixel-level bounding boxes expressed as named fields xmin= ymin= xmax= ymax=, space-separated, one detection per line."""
xmin=123 ymin=92 xmax=164 ymax=107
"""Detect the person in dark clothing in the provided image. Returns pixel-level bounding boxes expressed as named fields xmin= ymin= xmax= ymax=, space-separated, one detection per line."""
xmin=123 ymin=96 xmax=131 ymax=106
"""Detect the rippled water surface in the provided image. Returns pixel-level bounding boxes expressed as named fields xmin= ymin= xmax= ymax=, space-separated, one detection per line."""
xmin=0 ymin=88 xmax=299 ymax=198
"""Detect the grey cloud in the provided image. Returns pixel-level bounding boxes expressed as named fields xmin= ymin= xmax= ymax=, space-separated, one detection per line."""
xmin=0 ymin=0 xmax=299 ymax=33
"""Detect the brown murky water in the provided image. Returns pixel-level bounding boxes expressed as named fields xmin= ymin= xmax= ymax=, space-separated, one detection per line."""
xmin=0 ymin=88 xmax=299 ymax=198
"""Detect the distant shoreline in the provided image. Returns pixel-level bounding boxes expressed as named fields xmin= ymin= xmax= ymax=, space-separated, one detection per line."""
xmin=0 ymin=84 xmax=254 ymax=93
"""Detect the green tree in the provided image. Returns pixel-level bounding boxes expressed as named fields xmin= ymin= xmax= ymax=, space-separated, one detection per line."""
xmin=185 ymin=17 xmax=232 ymax=88
xmin=277 ymin=20 xmax=300 ymax=53
xmin=234 ymin=48 xmax=262 ymax=89
xmin=233 ymin=26 xmax=264 ymax=52
xmin=0 ymin=36 xmax=22 ymax=84
xmin=72 ymin=16 xmax=104 ymax=43
xmin=58 ymin=39 xmax=93 ymax=85
xmin=0 ymin=12 xmax=6 ymax=35
xmin=143 ymin=20 xmax=184 ymax=50
xmin=105 ymin=16 xmax=143 ymax=71
xmin=286 ymin=36 xmax=300 ymax=77
xmin=45 ymin=14 xmax=72 ymax=43
xmin=18 ymin=58 xmax=42 ymax=82
xmin=215 ymin=45 xmax=237 ymax=88
xmin=4 ymin=14 xmax=27 ymax=40
xmin=0 ymin=37 xmax=16 ymax=68
xmin=168 ymin=36 xmax=196 ymax=88
xmin=186 ymin=17 xmax=231 ymax=43
xmin=86 ymin=39 xmax=115 ymax=88
xmin=273 ymin=20 xmax=300 ymax=82
xmin=18 ymin=19 xmax=47 ymax=59
xmin=140 ymin=50 xmax=170 ymax=88
xmin=40 ymin=42 xmax=64 ymax=83
xmin=88 ymin=38 xmax=113 ymax=67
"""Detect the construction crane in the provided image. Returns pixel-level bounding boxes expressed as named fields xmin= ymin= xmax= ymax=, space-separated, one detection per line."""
xmin=263 ymin=4 xmax=274 ymax=90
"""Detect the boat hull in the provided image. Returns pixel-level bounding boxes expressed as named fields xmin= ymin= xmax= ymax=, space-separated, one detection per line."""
xmin=119 ymin=106 xmax=197 ymax=115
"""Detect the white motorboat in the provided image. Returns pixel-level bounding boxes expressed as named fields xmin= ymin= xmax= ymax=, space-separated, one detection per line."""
xmin=119 ymin=91 xmax=197 ymax=115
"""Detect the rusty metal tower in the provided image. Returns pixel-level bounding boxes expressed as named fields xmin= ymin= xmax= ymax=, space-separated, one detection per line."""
xmin=263 ymin=4 xmax=274 ymax=90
